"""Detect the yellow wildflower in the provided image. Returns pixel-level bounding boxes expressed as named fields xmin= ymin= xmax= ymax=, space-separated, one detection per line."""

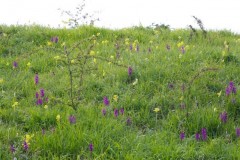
xmin=113 ymin=95 xmax=118 ymax=102
xmin=12 ymin=101 xmax=19 ymax=108
xmin=177 ymin=41 xmax=184 ymax=48
xmin=132 ymin=42 xmax=136 ymax=48
xmin=56 ymin=114 xmax=61 ymax=122
xmin=103 ymin=70 xmax=106 ymax=77
xmin=54 ymin=56 xmax=61 ymax=60
xmin=93 ymin=58 xmax=97 ymax=63
xmin=214 ymin=107 xmax=217 ymax=112
xmin=125 ymin=38 xmax=130 ymax=45
xmin=153 ymin=108 xmax=160 ymax=113
xmin=0 ymin=78 xmax=3 ymax=84
xmin=224 ymin=41 xmax=229 ymax=49
xmin=179 ymin=96 xmax=184 ymax=101
xmin=47 ymin=41 xmax=52 ymax=46
xmin=25 ymin=134 xmax=34 ymax=143
xmin=44 ymin=105 xmax=48 ymax=109
xmin=90 ymin=50 xmax=95 ymax=56
xmin=102 ymin=40 xmax=109 ymax=44
xmin=154 ymin=30 xmax=159 ymax=34
xmin=27 ymin=62 xmax=31 ymax=67
xmin=222 ymin=51 xmax=226 ymax=56
xmin=61 ymin=42 xmax=66 ymax=47
xmin=217 ymin=90 xmax=222 ymax=97
xmin=132 ymin=78 xmax=138 ymax=85
xmin=71 ymin=60 xmax=75 ymax=64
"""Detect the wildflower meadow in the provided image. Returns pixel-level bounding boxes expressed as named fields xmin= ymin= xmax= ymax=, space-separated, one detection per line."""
xmin=1 ymin=24 xmax=240 ymax=159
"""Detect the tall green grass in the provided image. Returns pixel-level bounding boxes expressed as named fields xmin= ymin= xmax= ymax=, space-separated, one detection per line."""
xmin=1 ymin=24 xmax=240 ymax=159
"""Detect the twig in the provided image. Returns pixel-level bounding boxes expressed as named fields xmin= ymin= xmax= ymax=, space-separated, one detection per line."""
xmin=189 ymin=67 xmax=219 ymax=87
xmin=92 ymin=56 xmax=128 ymax=68
xmin=192 ymin=16 xmax=207 ymax=37
xmin=64 ymin=46 xmax=76 ymax=110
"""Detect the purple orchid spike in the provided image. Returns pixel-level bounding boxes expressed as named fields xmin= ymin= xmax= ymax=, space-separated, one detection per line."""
xmin=69 ymin=115 xmax=76 ymax=124
xmin=114 ymin=108 xmax=119 ymax=117
xmin=180 ymin=132 xmax=185 ymax=141
xmin=128 ymin=67 xmax=133 ymax=76
xmin=201 ymin=128 xmax=207 ymax=141
xmin=103 ymin=96 xmax=109 ymax=106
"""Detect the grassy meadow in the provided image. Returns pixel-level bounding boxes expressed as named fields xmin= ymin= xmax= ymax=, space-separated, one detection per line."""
xmin=1 ymin=24 xmax=240 ymax=159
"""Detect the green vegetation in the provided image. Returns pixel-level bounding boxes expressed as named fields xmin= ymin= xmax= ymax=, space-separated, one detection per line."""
xmin=1 ymin=24 xmax=240 ymax=159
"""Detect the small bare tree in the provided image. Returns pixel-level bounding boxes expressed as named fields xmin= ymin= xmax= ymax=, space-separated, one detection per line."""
xmin=59 ymin=0 xmax=99 ymax=28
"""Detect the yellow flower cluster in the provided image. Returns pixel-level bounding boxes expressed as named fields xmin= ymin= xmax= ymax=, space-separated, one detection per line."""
xmin=27 ymin=62 xmax=31 ymax=67
xmin=61 ymin=42 xmax=66 ymax=47
xmin=224 ymin=41 xmax=229 ymax=50
xmin=132 ymin=78 xmax=138 ymax=85
xmin=47 ymin=41 xmax=53 ymax=46
xmin=125 ymin=38 xmax=129 ymax=45
xmin=217 ymin=90 xmax=222 ymax=97
xmin=54 ymin=56 xmax=61 ymax=60
xmin=110 ymin=55 xmax=114 ymax=59
xmin=0 ymin=78 xmax=3 ymax=84
xmin=132 ymin=40 xmax=139 ymax=51
xmin=102 ymin=70 xmax=106 ymax=77
xmin=113 ymin=95 xmax=118 ymax=102
xmin=179 ymin=96 xmax=184 ymax=101
xmin=56 ymin=114 xmax=61 ymax=122
xmin=214 ymin=107 xmax=217 ymax=112
xmin=153 ymin=108 xmax=160 ymax=113
xmin=25 ymin=134 xmax=34 ymax=144
xmin=12 ymin=101 xmax=19 ymax=109
xmin=102 ymin=40 xmax=109 ymax=44
xmin=177 ymin=41 xmax=184 ymax=48
xmin=90 ymin=50 xmax=95 ymax=56
xmin=236 ymin=39 xmax=240 ymax=43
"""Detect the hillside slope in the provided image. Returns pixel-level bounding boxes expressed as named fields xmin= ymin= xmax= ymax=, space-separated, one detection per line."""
xmin=1 ymin=25 xmax=240 ymax=159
